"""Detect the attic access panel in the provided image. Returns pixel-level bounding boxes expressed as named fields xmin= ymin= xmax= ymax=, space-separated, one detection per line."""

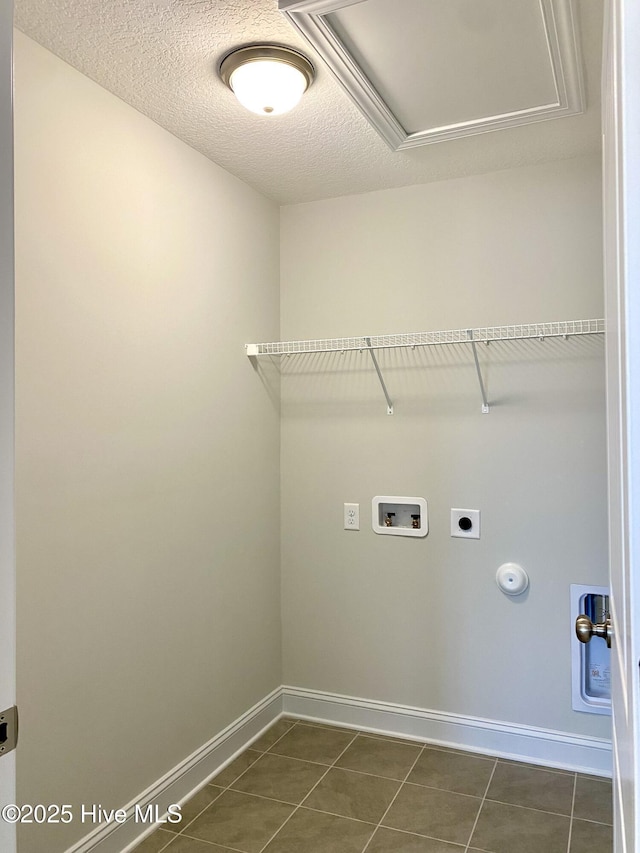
xmin=279 ymin=0 xmax=585 ymax=150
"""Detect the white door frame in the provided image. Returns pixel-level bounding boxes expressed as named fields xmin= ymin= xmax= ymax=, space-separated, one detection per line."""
xmin=603 ymin=1 xmax=640 ymax=851
xmin=0 ymin=0 xmax=17 ymax=848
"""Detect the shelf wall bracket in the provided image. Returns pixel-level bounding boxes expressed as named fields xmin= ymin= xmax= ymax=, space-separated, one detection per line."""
xmin=365 ymin=337 xmax=394 ymax=414
xmin=467 ymin=330 xmax=490 ymax=414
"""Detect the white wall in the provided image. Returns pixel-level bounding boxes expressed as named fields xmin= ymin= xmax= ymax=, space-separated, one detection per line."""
xmin=280 ymin=157 xmax=610 ymax=740
xmin=13 ymin=32 xmax=281 ymax=853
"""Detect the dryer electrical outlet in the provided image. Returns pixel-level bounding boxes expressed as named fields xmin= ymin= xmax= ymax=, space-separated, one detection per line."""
xmin=451 ymin=508 xmax=480 ymax=539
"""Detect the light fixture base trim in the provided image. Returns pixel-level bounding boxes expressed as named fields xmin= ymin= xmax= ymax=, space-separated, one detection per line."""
xmin=219 ymin=45 xmax=315 ymax=93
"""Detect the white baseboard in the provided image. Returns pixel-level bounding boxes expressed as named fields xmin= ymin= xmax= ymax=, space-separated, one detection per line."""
xmin=65 ymin=687 xmax=283 ymax=853
xmin=65 ymin=684 xmax=612 ymax=852
xmin=282 ymin=686 xmax=612 ymax=777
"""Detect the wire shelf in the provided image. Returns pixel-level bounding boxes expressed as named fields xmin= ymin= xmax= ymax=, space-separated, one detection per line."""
xmin=246 ymin=319 xmax=605 ymax=356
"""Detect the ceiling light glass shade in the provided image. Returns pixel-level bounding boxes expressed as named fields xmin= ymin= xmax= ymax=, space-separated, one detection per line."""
xmin=230 ymin=60 xmax=306 ymax=115
xmin=219 ymin=46 xmax=315 ymax=116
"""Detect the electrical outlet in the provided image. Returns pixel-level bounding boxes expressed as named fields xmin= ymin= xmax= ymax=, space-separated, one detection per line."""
xmin=344 ymin=502 xmax=360 ymax=531
xmin=451 ymin=508 xmax=480 ymax=539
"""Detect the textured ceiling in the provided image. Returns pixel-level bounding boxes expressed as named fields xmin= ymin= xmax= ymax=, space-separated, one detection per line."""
xmin=13 ymin=0 xmax=603 ymax=205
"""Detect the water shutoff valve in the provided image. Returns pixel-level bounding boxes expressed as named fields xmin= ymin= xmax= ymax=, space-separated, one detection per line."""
xmin=372 ymin=497 xmax=428 ymax=538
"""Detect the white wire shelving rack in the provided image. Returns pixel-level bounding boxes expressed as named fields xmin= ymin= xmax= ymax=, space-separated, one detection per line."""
xmin=246 ymin=318 xmax=605 ymax=414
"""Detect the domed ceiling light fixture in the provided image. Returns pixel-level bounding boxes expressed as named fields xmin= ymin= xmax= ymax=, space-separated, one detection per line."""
xmin=219 ymin=45 xmax=315 ymax=116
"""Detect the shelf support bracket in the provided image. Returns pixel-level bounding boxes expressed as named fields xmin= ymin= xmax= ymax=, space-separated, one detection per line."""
xmin=365 ymin=337 xmax=394 ymax=414
xmin=467 ymin=330 xmax=490 ymax=414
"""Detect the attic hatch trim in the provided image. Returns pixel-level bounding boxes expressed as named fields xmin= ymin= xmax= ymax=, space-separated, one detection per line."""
xmin=279 ymin=0 xmax=586 ymax=151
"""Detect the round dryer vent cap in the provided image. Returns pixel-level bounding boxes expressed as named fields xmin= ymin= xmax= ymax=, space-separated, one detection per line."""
xmin=496 ymin=562 xmax=529 ymax=596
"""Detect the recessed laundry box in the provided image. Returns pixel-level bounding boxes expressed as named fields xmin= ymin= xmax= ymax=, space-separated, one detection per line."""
xmin=371 ymin=496 xmax=428 ymax=537
xmin=570 ymin=584 xmax=611 ymax=715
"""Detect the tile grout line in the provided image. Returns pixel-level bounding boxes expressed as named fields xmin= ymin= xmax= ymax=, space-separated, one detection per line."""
xmin=156 ymin=824 xmax=247 ymax=853
xmin=229 ymin=719 xmax=301 ymax=780
xmin=163 ymin=720 xmax=302 ymax=844
xmin=147 ymin=722 xmax=594 ymax=853
xmin=566 ymin=772 xmax=578 ymax=853
xmin=360 ymin=741 xmax=429 ymax=853
xmin=479 ymin=796 xmax=579 ymax=820
xmin=255 ymin=726 xmax=361 ymax=853
xmin=574 ymin=817 xmax=614 ymax=827
xmin=154 ymin=829 xmax=180 ymax=853
xmin=159 ymin=720 xmax=421 ymax=853
xmin=149 ymin=719 xmax=303 ymax=852
xmin=165 ymin=780 xmax=230 ymax=840
xmin=463 ymin=757 xmax=498 ymax=853
xmin=170 ymin=829 xmax=248 ymax=852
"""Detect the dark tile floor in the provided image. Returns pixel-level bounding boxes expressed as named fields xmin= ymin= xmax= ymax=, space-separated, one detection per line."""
xmin=133 ymin=718 xmax=613 ymax=853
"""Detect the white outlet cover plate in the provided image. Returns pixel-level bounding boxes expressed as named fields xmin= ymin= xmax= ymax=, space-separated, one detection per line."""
xmin=344 ymin=502 xmax=360 ymax=531
xmin=451 ymin=508 xmax=480 ymax=539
